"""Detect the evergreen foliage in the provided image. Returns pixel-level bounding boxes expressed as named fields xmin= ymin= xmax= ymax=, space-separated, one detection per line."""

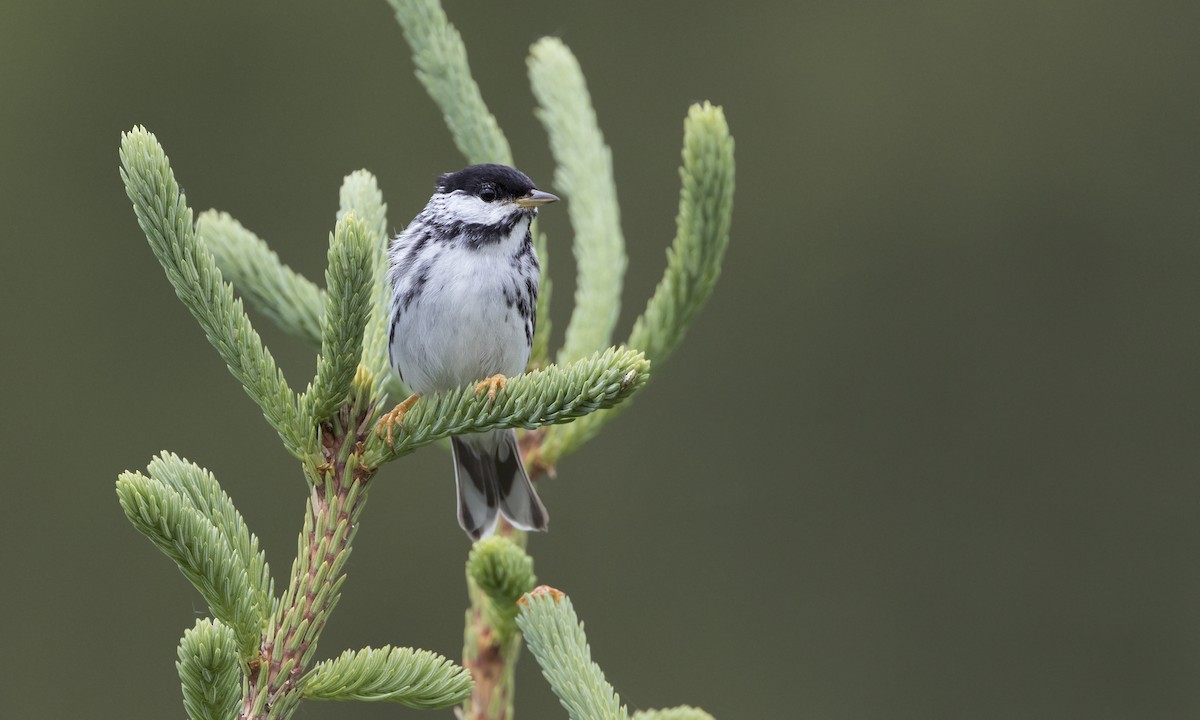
xmin=534 ymin=101 xmax=736 ymax=465
xmin=517 ymin=588 xmax=626 ymax=720
xmin=528 ymin=38 xmax=628 ymax=365
xmin=631 ymin=708 xmax=718 ymax=720
xmin=116 ymin=1 xmax=731 ymax=718
xmin=177 ymin=619 xmax=243 ymax=720
xmin=337 ymin=170 xmax=401 ymax=403
xmin=468 ymin=536 xmax=538 ymax=639
xmin=198 ymin=211 xmax=324 ymax=347
xmin=302 ymin=646 xmax=473 ymax=708
xmin=363 ymin=346 xmax=650 ymax=466
xmin=386 ymin=0 xmax=512 ymax=165
xmin=303 ymin=213 xmax=375 ymax=423
xmin=117 ymin=463 xmax=268 ymax=660
xmin=120 ymin=131 xmax=310 ymax=459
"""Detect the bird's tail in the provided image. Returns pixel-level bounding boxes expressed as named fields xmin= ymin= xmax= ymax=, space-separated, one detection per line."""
xmin=451 ymin=429 xmax=549 ymax=541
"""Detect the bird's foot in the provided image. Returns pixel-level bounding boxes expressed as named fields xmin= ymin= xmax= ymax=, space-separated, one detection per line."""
xmin=474 ymin=374 xmax=508 ymax=402
xmin=375 ymin=394 xmax=421 ymax=445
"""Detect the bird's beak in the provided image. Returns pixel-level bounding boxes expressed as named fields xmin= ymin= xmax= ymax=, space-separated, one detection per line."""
xmin=515 ymin=189 xmax=560 ymax=208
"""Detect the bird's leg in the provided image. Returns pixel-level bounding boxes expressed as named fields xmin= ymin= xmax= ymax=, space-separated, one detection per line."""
xmin=375 ymin=394 xmax=421 ymax=445
xmin=474 ymin=374 xmax=508 ymax=402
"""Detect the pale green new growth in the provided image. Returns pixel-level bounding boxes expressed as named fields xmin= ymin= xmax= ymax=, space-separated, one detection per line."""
xmin=631 ymin=707 xmax=717 ymax=720
xmin=387 ymin=0 xmax=511 ymax=165
xmin=177 ymin=619 xmax=242 ymax=720
xmin=120 ymin=127 xmax=310 ymax=459
xmin=517 ymin=590 xmax=719 ymax=720
xmin=629 ymin=102 xmax=735 ymax=363
xmin=269 ymin=473 xmax=367 ymax=670
xmin=517 ymin=590 xmax=627 ymax=720
xmin=537 ymin=102 xmax=735 ymax=463
xmin=199 ymin=210 xmax=325 ymax=346
xmin=146 ymin=453 xmax=273 ymax=623
xmin=468 ymin=537 xmax=537 ymax=638
xmin=301 ymin=646 xmax=473 ymax=708
xmin=338 ymin=171 xmax=402 ymax=404
xmin=204 ymin=172 xmax=400 ymax=402
xmin=337 ymin=170 xmax=390 ymax=244
xmin=364 ymin=346 xmax=650 ymax=466
xmin=304 ymin=213 xmax=374 ymax=422
xmin=529 ymin=38 xmax=627 ymax=365
xmin=116 ymin=469 xmax=266 ymax=659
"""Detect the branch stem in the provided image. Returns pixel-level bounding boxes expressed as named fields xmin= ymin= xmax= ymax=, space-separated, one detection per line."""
xmin=463 ymin=566 xmax=523 ymax=720
xmin=460 ymin=456 xmax=543 ymax=720
xmin=241 ymin=390 xmax=377 ymax=719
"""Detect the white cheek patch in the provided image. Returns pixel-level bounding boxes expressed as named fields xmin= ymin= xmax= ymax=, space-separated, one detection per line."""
xmin=440 ymin=191 xmax=515 ymax=226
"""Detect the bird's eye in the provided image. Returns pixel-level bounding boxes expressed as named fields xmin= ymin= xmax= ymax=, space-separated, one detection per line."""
xmin=479 ymin=186 xmax=497 ymax=203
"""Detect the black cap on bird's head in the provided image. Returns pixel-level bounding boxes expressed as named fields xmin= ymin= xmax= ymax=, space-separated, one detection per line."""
xmin=437 ymin=163 xmax=558 ymax=208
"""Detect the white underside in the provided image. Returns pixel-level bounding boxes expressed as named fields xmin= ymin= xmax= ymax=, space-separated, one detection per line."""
xmin=387 ymin=208 xmax=532 ymax=399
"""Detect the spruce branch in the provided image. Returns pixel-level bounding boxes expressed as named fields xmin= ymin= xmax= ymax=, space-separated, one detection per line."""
xmin=337 ymin=170 xmax=390 ymax=245
xmin=629 ymin=102 xmax=734 ymax=378
xmin=534 ymin=102 xmax=735 ymax=465
xmin=198 ymin=210 xmax=325 ymax=347
xmin=462 ymin=536 xmax=537 ymax=720
xmin=467 ymin=537 xmax=537 ymax=639
xmin=303 ymin=213 xmax=375 ymax=423
xmin=387 ymin=0 xmax=512 ymax=165
xmin=631 ymin=708 xmax=717 ymax=720
xmin=528 ymin=38 xmax=627 ymax=365
xmin=120 ymin=127 xmax=311 ymax=459
xmin=258 ymin=473 xmax=363 ymax=714
xmin=517 ymin=587 xmax=627 ymax=720
xmin=364 ymin=346 xmax=650 ymax=467
xmin=337 ymin=171 xmax=402 ymax=404
xmin=146 ymin=452 xmax=274 ymax=622
xmin=177 ymin=619 xmax=243 ymax=720
xmin=300 ymin=646 xmax=473 ymax=708
xmin=243 ymin=370 xmax=378 ymax=720
xmin=116 ymin=469 xmax=266 ymax=660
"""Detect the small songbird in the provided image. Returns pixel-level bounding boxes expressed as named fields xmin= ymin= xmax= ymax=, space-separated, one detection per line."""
xmin=377 ymin=164 xmax=558 ymax=540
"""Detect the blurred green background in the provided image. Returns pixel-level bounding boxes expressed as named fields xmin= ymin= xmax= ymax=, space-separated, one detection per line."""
xmin=3 ymin=1 xmax=1199 ymax=718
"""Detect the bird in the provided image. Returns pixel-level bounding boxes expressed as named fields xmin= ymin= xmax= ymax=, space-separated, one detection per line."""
xmin=376 ymin=163 xmax=558 ymax=540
